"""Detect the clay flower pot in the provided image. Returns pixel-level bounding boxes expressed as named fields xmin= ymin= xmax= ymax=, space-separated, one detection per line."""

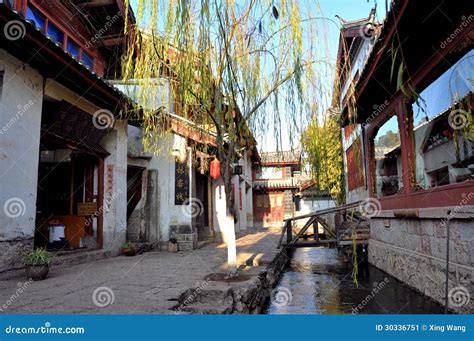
xmin=25 ymin=265 xmax=49 ymax=281
xmin=122 ymin=247 xmax=137 ymax=256
xmin=121 ymin=243 xmax=138 ymax=256
xmin=168 ymin=238 xmax=178 ymax=253
xmin=23 ymin=248 xmax=53 ymax=281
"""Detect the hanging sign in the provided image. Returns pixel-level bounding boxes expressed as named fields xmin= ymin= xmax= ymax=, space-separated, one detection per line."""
xmin=78 ymin=202 xmax=98 ymax=216
xmin=174 ymin=159 xmax=189 ymax=205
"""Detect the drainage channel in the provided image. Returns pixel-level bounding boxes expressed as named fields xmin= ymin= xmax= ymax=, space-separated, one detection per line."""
xmin=266 ymin=246 xmax=444 ymax=314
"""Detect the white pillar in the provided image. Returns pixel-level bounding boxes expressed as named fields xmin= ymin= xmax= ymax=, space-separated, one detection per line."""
xmin=0 ymin=51 xmax=43 ymax=268
xmin=100 ymin=120 xmax=128 ymax=254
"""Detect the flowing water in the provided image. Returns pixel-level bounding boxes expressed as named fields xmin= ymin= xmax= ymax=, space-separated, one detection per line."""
xmin=267 ymin=247 xmax=444 ymax=314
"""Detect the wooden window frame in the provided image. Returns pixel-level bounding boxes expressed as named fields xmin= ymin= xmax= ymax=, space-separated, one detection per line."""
xmin=23 ymin=1 xmax=96 ymax=70
xmin=365 ymin=92 xmax=473 ymax=211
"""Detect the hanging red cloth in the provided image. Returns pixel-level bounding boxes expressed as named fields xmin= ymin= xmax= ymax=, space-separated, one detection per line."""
xmin=210 ymin=158 xmax=220 ymax=179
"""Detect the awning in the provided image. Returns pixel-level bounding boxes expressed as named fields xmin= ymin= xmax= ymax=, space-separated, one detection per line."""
xmin=41 ymin=100 xmax=110 ymax=157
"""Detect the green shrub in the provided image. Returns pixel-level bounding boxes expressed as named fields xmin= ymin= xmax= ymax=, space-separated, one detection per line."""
xmin=121 ymin=241 xmax=135 ymax=249
xmin=23 ymin=248 xmax=53 ymax=266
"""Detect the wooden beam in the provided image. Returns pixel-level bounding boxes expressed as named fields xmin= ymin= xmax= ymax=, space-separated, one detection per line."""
xmin=78 ymin=0 xmax=115 ymax=8
xmin=283 ymin=240 xmax=337 ymax=248
xmin=101 ymin=35 xmax=126 ymax=46
xmin=315 ymin=216 xmax=337 ymax=239
xmin=338 ymin=240 xmax=368 ymax=246
xmin=284 ymin=201 xmax=362 ymax=222
xmin=288 ymin=216 xmax=317 ymax=247
xmin=277 ymin=221 xmax=287 ymax=249
xmin=170 ymin=119 xmax=217 ymax=147
xmin=286 ymin=220 xmax=293 ymax=246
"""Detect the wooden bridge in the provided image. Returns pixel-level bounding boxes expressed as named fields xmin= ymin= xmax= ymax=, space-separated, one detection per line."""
xmin=277 ymin=201 xmax=370 ymax=261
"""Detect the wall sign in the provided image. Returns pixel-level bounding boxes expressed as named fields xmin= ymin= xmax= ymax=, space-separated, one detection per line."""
xmin=174 ymin=159 xmax=189 ymax=205
xmin=106 ymin=165 xmax=114 ymax=202
xmin=77 ymin=202 xmax=98 ymax=216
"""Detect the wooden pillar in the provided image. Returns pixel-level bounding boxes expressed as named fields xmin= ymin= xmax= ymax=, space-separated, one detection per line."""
xmin=363 ymin=126 xmax=376 ymax=197
xmin=286 ymin=220 xmax=292 ymax=245
xmin=69 ymin=158 xmax=74 ymax=215
xmin=397 ymin=98 xmax=415 ymax=196
xmin=313 ymin=220 xmax=319 ymax=240
xmin=97 ymin=158 xmax=104 ymax=249
xmin=14 ymin=0 xmax=28 ymax=14
xmin=335 ymin=212 xmax=340 ymax=241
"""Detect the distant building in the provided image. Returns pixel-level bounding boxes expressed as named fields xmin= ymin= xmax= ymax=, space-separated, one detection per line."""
xmin=252 ymin=150 xmax=316 ymax=227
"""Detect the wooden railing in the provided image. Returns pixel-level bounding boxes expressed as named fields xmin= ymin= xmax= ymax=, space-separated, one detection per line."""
xmin=277 ymin=201 xmax=363 ymax=249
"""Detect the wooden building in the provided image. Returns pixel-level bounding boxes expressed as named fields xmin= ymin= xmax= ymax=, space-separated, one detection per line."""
xmin=253 ymin=150 xmax=315 ymax=227
xmin=0 ymin=0 xmax=134 ymax=271
xmin=335 ymin=0 xmax=473 ymax=312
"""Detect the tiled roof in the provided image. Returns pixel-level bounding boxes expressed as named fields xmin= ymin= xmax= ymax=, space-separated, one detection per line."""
xmin=253 ymin=179 xmax=299 ymax=189
xmin=260 ymin=150 xmax=301 ymax=164
xmin=253 ymin=174 xmax=314 ymax=190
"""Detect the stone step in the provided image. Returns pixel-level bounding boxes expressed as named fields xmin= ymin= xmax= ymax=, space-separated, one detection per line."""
xmin=339 ymin=229 xmax=370 ymax=234
xmin=178 ymin=283 xmax=233 ymax=305
xmin=340 ymin=227 xmax=370 ymax=231
xmin=0 ymin=249 xmax=113 ymax=280
xmin=339 ymin=234 xmax=370 ymax=240
xmin=339 ymin=230 xmax=370 ymax=236
xmin=194 ymin=288 xmax=233 ymax=304
xmin=338 ymin=228 xmax=370 ymax=233
xmin=52 ymin=249 xmax=113 ymax=268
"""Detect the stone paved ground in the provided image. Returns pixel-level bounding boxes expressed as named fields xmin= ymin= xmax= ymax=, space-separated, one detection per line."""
xmin=0 ymin=228 xmax=281 ymax=314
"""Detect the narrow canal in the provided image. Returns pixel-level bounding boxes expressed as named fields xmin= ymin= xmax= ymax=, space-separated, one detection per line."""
xmin=267 ymin=247 xmax=444 ymax=314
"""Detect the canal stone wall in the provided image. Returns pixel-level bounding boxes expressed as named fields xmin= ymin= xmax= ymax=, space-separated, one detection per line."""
xmin=368 ymin=211 xmax=474 ymax=313
xmin=173 ymin=249 xmax=289 ymax=314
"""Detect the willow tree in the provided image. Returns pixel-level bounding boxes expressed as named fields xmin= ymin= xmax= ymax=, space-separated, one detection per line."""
xmin=122 ymin=0 xmax=318 ymax=275
xmin=302 ymin=113 xmax=345 ymax=204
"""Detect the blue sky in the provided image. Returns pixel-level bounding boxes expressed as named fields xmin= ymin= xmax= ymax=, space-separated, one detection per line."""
xmin=260 ymin=0 xmax=387 ymax=151
xmin=316 ymin=0 xmax=386 ymax=62
xmin=129 ymin=0 xmax=387 ymax=152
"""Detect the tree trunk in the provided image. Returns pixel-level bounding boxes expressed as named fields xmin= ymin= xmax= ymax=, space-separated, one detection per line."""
xmin=218 ymin=142 xmax=238 ymax=276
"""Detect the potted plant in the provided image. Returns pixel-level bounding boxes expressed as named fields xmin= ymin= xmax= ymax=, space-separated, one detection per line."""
xmin=23 ymin=248 xmax=53 ymax=281
xmin=168 ymin=238 xmax=178 ymax=253
xmin=121 ymin=241 xmax=137 ymax=256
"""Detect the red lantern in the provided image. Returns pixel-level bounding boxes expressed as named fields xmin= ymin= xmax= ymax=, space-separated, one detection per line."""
xmin=210 ymin=158 xmax=220 ymax=179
